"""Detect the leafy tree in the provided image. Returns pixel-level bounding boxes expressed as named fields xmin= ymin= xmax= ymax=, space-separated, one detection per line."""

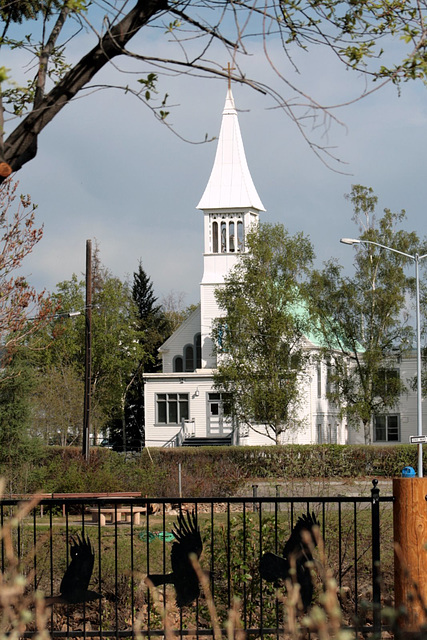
xmin=29 ymin=250 xmax=145 ymax=448
xmin=0 ymin=350 xmax=42 ymax=490
xmin=2 ymin=0 xmax=427 ymax=177
xmin=310 ymin=185 xmax=420 ymax=444
xmin=30 ymin=363 xmax=83 ymax=445
xmin=0 ymin=178 xmax=54 ymax=360
xmin=160 ymin=291 xmax=197 ymax=334
xmin=212 ymin=223 xmax=315 ymax=444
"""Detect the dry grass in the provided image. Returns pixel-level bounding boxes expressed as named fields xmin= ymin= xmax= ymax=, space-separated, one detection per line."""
xmin=0 ymin=486 xmax=425 ymax=640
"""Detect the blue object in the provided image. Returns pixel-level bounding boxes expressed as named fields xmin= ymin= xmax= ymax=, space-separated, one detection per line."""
xmin=402 ymin=466 xmax=416 ymax=478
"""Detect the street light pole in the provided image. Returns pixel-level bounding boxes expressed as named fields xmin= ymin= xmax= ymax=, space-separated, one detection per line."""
xmin=340 ymin=238 xmax=427 ymax=477
xmin=82 ymin=239 xmax=92 ymax=462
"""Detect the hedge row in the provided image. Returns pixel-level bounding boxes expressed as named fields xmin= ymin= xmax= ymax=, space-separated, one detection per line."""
xmin=144 ymin=443 xmax=418 ymax=479
xmin=0 ymin=444 xmax=419 ymax=497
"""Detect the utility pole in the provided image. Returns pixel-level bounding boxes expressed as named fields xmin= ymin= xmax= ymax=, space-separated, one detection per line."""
xmin=82 ymin=239 xmax=92 ymax=461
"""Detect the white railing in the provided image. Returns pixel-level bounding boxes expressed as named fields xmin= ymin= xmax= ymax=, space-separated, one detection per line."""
xmin=162 ymin=419 xmax=196 ymax=447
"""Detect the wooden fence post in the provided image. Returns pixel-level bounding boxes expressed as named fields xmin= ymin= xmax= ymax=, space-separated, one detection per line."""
xmin=393 ymin=477 xmax=427 ymax=629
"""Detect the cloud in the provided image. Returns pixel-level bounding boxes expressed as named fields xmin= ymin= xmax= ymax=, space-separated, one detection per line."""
xmin=6 ymin=26 xmax=427 ymax=308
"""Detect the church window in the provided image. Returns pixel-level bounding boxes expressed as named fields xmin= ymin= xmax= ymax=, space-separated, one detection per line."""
xmin=237 ymin=220 xmax=244 ymax=251
xmin=221 ymin=221 xmax=227 ymax=252
xmin=212 ymin=221 xmax=218 ymax=253
xmin=184 ymin=345 xmax=194 ymax=371
xmin=374 ymin=414 xmax=400 ymax=442
xmin=174 ymin=356 xmax=183 ymax=372
xmin=317 ymin=363 xmax=322 ymax=398
xmin=195 ymin=333 xmax=201 ymax=368
xmin=156 ymin=393 xmax=189 ymax=424
xmin=229 ymin=221 xmax=235 ymax=252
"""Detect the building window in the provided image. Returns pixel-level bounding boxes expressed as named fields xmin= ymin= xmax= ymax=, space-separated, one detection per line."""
xmin=374 ymin=369 xmax=400 ymax=397
xmin=317 ymin=363 xmax=322 ymax=398
xmin=195 ymin=333 xmax=201 ymax=368
xmin=374 ymin=415 xmax=400 ymax=442
xmin=229 ymin=221 xmax=235 ymax=252
xmin=237 ymin=220 xmax=244 ymax=251
xmin=157 ymin=393 xmax=189 ymax=424
xmin=212 ymin=221 xmax=218 ymax=253
xmin=174 ymin=356 xmax=183 ymax=372
xmin=221 ymin=221 xmax=227 ymax=252
xmin=184 ymin=345 xmax=194 ymax=372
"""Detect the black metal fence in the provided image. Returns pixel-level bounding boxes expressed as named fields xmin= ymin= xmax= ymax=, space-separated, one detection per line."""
xmin=0 ymin=481 xmax=393 ymax=638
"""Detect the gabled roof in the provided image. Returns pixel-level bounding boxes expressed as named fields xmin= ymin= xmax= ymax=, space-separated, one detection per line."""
xmin=197 ymin=88 xmax=265 ymax=212
xmin=158 ymin=305 xmax=201 ymax=353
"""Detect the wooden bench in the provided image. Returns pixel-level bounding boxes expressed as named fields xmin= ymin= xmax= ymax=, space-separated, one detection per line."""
xmin=87 ymin=506 xmax=147 ymax=526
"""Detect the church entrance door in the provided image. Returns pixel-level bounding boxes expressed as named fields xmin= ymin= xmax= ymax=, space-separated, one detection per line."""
xmin=207 ymin=393 xmax=232 ymax=437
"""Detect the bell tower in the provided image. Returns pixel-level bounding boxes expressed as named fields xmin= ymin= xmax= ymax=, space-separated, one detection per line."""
xmin=196 ymin=88 xmax=266 ymax=368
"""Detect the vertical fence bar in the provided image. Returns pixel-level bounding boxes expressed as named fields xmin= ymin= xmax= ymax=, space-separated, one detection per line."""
xmin=242 ymin=500 xmax=247 ymax=630
xmin=114 ymin=507 xmax=119 ymax=637
xmin=32 ymin=505 xmax=37 ymax=592
xmin=371 ymin=479 xmax=381 ymax=635
xmin=0 ymin=491 xmax=394 ymax=639
xmin=275 ymin=487 xmax=280 ymax=640
xmin=210 ymin=501 xmax=215 ymax=604
xmin=258 ymin=495 xmax=263 ymax=640
xmin=353 ymin=502 xmax=358 ymax=621
xmin=1 ymin=503 xmax=4 ymax=573
xmin=227 ymin=501 xmax=231 ymax=610
xmin=130 ymin=503 xmax=135 ymax=637
xmin=338 ymin=502 xmax=342 ymax=592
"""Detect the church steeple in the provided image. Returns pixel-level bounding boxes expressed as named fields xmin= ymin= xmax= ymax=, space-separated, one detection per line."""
xmin=197 ymin=87 xmax=266 ymax=369
xmin=197 ymin=88 xmax=265 ymax=212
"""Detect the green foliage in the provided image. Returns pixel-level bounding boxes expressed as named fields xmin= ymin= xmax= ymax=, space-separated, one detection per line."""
xmin=0 ymin=0 xmax=61 ymax=23
xmin=200 ymin=513 xmax=278 ymax=627
xmin=213 ymin=223 xmax=315 ymax=444
xmin=0 ymin=352 xmax=43 ymax=491
xmin=0 ymin=443 xmax=417 ymax=494
xmin=310 ymin=185 xmax=421 ymax=443
xmin=26 ymin=252 xmax=147 ymax=448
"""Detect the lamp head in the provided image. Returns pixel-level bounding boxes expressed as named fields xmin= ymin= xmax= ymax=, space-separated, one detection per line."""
xmin=340 ymin=238 xmax=360 ymax=245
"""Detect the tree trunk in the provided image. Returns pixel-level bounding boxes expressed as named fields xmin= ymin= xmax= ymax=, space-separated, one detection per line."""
xmin=363 ymin=420 xmax=372 ymax=445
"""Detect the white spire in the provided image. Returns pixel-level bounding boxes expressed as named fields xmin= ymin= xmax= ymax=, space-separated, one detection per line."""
xmin=197 ymin=88 xmax=265 ymax=211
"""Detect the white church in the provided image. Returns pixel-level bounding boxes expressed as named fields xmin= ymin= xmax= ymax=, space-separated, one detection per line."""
xmin=143 ymin=88 xmax=424 ymax=448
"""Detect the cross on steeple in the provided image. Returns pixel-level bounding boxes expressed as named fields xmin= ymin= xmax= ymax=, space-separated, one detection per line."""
xmin=223 ymin=62 xmax=236 ymax=90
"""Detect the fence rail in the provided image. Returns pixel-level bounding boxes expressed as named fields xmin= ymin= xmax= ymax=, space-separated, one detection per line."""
xmin=0 ymin=481 xmax=393 ymax=638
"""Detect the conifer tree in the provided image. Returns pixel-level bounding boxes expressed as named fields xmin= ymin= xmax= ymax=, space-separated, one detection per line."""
xmin=122 ymin=261 xmax=172 ymax=449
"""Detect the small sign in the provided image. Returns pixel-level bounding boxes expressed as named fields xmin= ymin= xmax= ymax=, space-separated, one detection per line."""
xmin=410 ymin=435 xmax=427 ymax=444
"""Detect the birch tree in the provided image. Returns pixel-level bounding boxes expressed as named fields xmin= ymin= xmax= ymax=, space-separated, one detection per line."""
xmin=310 ymin=185 xmax=421 ymax=443
xmin=212 ymin=223 xmax=315 ymax=444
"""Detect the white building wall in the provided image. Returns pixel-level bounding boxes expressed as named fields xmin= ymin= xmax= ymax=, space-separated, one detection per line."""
xmin=200 ymin=283 xmax=221 ymax=369
xmin=144 ymin=374 xmax=217 ymax=446
xmin=161 ymin=307 xmax=201 ymax=373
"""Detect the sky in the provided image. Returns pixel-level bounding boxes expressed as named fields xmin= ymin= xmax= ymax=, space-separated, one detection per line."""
xmin=5 ymin=19 xmax=427 ymax=311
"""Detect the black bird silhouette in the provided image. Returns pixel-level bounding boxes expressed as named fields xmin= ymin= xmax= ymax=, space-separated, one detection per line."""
xmin=260 ymin=511 xmax=319 ymax=611
xmin=45 ymin=533 xmax=101 ymax=605
xmin=145 ymin=510 xmax=203 ymax=607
